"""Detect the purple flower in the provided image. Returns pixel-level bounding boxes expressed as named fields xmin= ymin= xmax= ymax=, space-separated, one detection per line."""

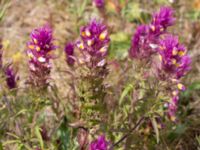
xmin=29 ymin=25 xmax=56 ymax=53
xmin=158 ymin=35 xmax=182 ymax=72
xmin=93 ymin=0 xmax=105 ymax=8
xmin=167 ymin=95 xmax=179 ymax=122
xmin=172 ymin=95 xmax=179 ymax=104
xmin=89 ymin=135 xmax=109 ymax=150
xmin=27 ymin=25 xmax=56 ymax=87
xmin=76 ymin=19 xmax=110 ymax=66
xmin=129 ymin=7 xmax=175 ymax=59
xmin=158 ymin=35 xmax=191 ymax=78
xmin=64 ymin=42 xmax=75 ymax=66
xmin=5 ymin=66 xmax=18 ymax=89
xmin=177 ymin=83 xmax=186 ymax=91
xmin=176 ymin=55 xmax=191 ymax=79
xmin=129 ymin=25 xmax=153 ymax=58
xmin=40 ymin=126 xmax=50 ymax=141
xmin=150 ymin=7 xmax=175 ymax=35
xmin=27 ymin=25 xmax=56 ymax=63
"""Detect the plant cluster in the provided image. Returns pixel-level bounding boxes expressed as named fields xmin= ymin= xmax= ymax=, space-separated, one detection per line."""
xmin=0 ymin=4 xmax=192 ymax=150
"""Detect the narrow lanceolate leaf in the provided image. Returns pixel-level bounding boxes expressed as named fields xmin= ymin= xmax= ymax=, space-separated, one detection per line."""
xmin=151 ymin=118 xmax=160 ymax=143
xmin=6 ymin=132 xmax=20 ymax=139
xmin=14 ymin=109 xmax=28 ymax=118
xmin=35 ymin=126 xmax=44 ymax=150
xmin=0 ymin=142 xmax=3 ymax=150
xmin=2 ymin=140 xmax=20 ymax=146
xmin=119 ymin=84 xmax=133 ymax=105
xmin=57 ymin=119 xmax=70 ymax=150
xmin=17 ymin=143 xmax=24 ymax=150
xmin=78 ymin=0 xmax=88 ymax=17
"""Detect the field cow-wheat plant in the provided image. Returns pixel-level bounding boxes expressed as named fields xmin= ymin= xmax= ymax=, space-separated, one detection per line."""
xmin=1 ymin=0 xmax=200 ymax=150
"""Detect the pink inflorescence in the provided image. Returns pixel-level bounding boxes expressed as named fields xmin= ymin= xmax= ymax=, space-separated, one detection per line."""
xmin=5 ymin=66 xmax=18 ymax=89
xmin=150 ymin=7 xmax=176 ymax=35
xmin=93 ymin=0 xmax=105 ymax=8
xmin=129 ymin=6 xmax=191 ymax=121
xmin=64 ymin=42 xmax=75 ymax=66
xmin=27 ymin=25 xmax=56 ymax=87
xmin=166 ymin=91 xmax=179 ymax=122
xmin=76 ymin=19 xmax=110 ymax=66
xmin=129 ymin=25 xmax=152 ymax=58
xmin=158 ymin=35 xmax=191 ymax=121
xmin=158 ymin=35 xmax=191 ymax=79
xmin=129 ymin=7 xmax=175 ymax=59
xmin=89 ymin=135 xmax=109 ymax=150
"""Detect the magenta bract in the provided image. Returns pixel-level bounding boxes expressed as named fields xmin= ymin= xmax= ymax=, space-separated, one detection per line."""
xmin=129 ymin=7 xmax=175 ymax=59
xmin=78 ymin=19 xmax=110 ymax=57
xmin=5 ymin=66 xmax=17 ymax=89
xmin=158 ymin=35 xmax=191 ymax=79
xmin=64 ymin=42 xmax=75 ymax=66
xmin=27 ymin=25 xmax=56 ymax=87
xmin=93 ymin=0 xmax=105 ymax=8
xmin=151 ymin=7 xmax=175 ymax=35
xmin=89 ymin=135 xmax=109 ymax=150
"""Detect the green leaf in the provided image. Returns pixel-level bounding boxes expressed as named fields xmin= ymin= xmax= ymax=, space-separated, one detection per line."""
xmin=181 ymin=81 xmax=200 ymax=99
xmin=167 ymin=124 xmax=187 ymax=142
xmin=196 ymin=135 xmax=200 ymax=146
xmin=109 ymin=32 xmax=130 ymax=59
xmin=6 ymin=132 xmax=20 ymax=139
xmin=189 ymin=81 xmax=200 ymax=91
xmin=187 ymin=10 xmax=200 ymax=21
xmin=123 ymin=2 xmax=141 ymax=21
xmin=110 ymin=32 xmax=129 ymax=42
xmin=0 ymin=1 xmax=10 ymax=22
xmin=153 ymin=0 xmax=169 ymax=4
xmin=119 ymin=84 xmax=133 ymax=105
xmin=17 ymin=144 xmax=24 ymax=150
xmin=24 ymin=144 xmax=32 ymax=150
xmin=3 ymin=140 xmax=20 ymax=146
xmin=57 ymin=118 xmax=70 ymax=150
xmin=77 ymin=0 xmax=88 ymax=17
xmin=35 ymin=126 xmax=44 ymax=150
xmin=0 ymin=142 xmax=3 ymax=150
xmin=174 ymin=124 xmax=187 ymax=135
xmin=14 ymin=109 xmax=28 ymax=118
xmin=151 ymin=117 xmax=159 ymax=143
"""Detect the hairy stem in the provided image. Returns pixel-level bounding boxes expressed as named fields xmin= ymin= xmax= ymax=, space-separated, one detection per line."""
xmin=109 ymin=116 xmax=145 ymax=149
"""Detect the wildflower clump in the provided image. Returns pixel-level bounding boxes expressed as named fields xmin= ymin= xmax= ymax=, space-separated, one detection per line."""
xmin=158 ymin=35 xmax=191 ymax=121
xmin=129 ymin=7 xmax=191 ymax=123
xmin=0 ymin=4 xmax=195 ymax=150
xmin=129 ymin=7 xmax=175 ymax=58
xmin=64 ymin=20 xmax=110 ymax=146
xmin=76 ymin=20 xmax=110 ymax=125
xmin=27 ymin=25 xmax=56 ymax=88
